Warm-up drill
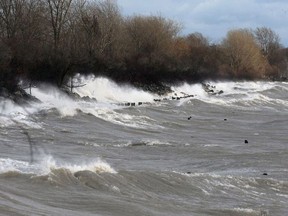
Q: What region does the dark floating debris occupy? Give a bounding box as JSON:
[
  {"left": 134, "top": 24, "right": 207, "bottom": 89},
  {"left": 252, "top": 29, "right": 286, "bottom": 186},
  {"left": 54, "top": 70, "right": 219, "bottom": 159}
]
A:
[
  {"left": 117, "top": 91, "right": 195, "bottom": 107},
  {"left": 263, "top": 173, "right": 268, "bottom": 176},
  {"left": 154, "top": 99, "right": 161, "bottom": 102},
  {"left": 131, "top": 143, "right": 147, "bottom": 147},
  {"left": 188, "top": 116, "right": 192, "bottom": 120},
  {"left": 244, "top": 140, "right": 249, "bottom": 144},
  {"left": 218, "top": 90, "right": 224, "bottom": 95},
  {"left": 224, "top": 119, "right": 227, "bottom": 121},
  {"left": 186, "top": 172, "right": 191, "bottom": 174}
]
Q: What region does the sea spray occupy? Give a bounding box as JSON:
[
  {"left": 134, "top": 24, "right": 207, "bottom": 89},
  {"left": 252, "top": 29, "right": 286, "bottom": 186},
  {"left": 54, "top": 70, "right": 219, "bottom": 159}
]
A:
[
  {"left": 171, "top": 81, "right": 288, "bottom": 109},
  {"left": 73, "top": 75, "right": 157, "bottom": 103},
  {"left": 0, "top": 156, "right": 116, "bottom": 176},
  {"left": 2, "top": 78, "right": 288, "bottom": 128},
  {"left": 1, "top": 82, "right": 158, "bottom": 128},
  {"left": 1, "top": 80, "right": 288, "bottom": 215},
  {"left": 0, "top": 98, "right": 41, "bottom": 128}
]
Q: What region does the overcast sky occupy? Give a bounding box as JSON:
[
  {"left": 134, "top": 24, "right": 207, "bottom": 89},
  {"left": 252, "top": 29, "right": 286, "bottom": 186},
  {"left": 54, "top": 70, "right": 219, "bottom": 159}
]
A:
[{"left": 117, "top": 0, "right": 288, "bottom": 46}]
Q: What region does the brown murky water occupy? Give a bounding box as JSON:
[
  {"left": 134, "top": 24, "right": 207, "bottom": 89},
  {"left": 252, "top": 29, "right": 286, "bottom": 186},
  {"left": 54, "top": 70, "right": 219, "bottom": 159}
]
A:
[{"left": 1, "top": 79, "right": 288, "bottom": 216}]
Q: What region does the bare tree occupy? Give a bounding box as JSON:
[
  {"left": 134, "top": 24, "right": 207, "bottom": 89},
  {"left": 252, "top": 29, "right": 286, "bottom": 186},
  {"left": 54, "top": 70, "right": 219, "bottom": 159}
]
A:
[
  {"left": 0, "top": 0, "right": 26, "bottom": 39},
  {"left": 96, "top": 0, "right": 121, "bottom": 55},
  {"left": 186, "top": 32, "right": 209, "bottom": 47},
  {"left": 184, "top": 33, "right": 210, "bottom": 74},
  {"left": 68, "top": 0, "right": 123, "bottom": 66},
  {"left": 73, "top": 0, "right": 100, "bottom": 59},
  {"left": 124, "top": 15, "right": 180, "bottom": 67},
  {"left": 222, "top": 29, "right": 268, "bottom": 78},
  {"left": 255, "top": 27, "right": 281, "bottom": 62},
  {"left": 46, "top": 0, "right": 72, "bottom": 51}
]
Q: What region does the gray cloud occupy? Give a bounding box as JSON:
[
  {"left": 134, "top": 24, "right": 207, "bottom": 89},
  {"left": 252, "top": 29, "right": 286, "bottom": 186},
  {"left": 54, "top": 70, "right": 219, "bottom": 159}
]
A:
[{"left": 118, "top": 0, "right": 288, "bottom": 45}]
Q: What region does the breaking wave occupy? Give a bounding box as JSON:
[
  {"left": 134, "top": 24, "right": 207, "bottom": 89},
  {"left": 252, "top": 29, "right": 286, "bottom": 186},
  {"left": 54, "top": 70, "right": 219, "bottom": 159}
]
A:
[
  {"left": 73, "top": 75, "right": 157, "bottom": 103},
  {"left": 0, "top": 156, "right": 116, "bottom": 176},
  {"left": 2, "top": 76, "right": 288, "bottom": 129},
  {"left": 172, "top": 81, "right": 288, "bottom": 110}
]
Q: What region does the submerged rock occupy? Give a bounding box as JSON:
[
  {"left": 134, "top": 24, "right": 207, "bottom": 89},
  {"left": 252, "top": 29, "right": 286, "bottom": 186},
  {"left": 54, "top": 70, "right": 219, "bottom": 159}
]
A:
[
  {"left": 202, "top": 83, "right": 224, "bottom": 96},
  {"left": 0, "top": 87, "right": 40, "bottom": 105},
  {"left": 218, "top": 90, "right": 224, "bottom": 95},
  {"left": 154, "top": 99, "right": 161, "bottom": 102},
  {"left": 62, "top": 89, "right": 97, "bottom": 102}
]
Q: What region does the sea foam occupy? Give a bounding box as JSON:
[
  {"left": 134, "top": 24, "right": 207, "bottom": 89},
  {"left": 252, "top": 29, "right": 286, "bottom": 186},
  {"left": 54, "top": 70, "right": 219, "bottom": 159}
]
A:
[
  {"left": 73, "top": 75, "right": 157, "bottom": 103},
  {"left": 0, "top": 156, "right": 116, "bottom": 176}
]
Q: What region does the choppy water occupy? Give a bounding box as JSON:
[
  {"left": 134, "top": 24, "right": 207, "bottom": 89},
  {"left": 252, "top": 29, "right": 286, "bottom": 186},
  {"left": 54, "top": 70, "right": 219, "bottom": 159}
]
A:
[{"left": 0, "top": 77, "right": 288, "bottom": 216}]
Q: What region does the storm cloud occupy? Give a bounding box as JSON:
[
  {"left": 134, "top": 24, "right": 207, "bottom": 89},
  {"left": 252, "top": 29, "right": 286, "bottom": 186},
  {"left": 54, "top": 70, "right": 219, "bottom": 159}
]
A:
[{"left": 118, "top": 0, "right": 288, "bottom": 45}]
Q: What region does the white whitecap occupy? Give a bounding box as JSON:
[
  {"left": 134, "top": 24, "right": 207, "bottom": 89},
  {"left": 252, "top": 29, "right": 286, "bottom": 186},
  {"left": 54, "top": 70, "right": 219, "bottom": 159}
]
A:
[
  {"left": 73, "top": 75, "right": 157, "bottom": 103},
  {"left": 0, "top": 156, "right": 116, "bottom": 176}
]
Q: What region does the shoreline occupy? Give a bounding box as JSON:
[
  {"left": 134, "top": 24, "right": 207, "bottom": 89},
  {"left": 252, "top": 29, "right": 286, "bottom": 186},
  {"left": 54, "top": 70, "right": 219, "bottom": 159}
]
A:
[{"left": 1, "top": 75, "right": 287, "bottom": 106}]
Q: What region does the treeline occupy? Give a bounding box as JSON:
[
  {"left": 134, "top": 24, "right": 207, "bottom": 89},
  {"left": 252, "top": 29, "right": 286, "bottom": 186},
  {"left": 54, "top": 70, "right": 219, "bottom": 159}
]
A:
[{"left": 0, "top": 0, "right": 287, "bottom": 92}]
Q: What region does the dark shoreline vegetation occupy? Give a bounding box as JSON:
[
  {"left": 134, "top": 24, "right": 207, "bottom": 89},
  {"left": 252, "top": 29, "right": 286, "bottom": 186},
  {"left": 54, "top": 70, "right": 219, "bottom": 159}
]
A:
[{"left": 0, "top": 0, "right": 288, "bottom": 102}]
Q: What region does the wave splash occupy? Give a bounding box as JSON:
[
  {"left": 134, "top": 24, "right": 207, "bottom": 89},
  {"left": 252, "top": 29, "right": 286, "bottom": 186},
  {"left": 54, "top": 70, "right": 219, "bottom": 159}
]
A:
[
  {"left": 172, "top": 81, "right": 288, "bottom": 109},
  {"left": 2, "top": 77, "right": 288, "bottom": 128},
  {"left": 0, "top": 156, "right": 116, "bottom": 176},
  {"left": 73, "top": 75, "right": 157, "bottom": 103}
]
